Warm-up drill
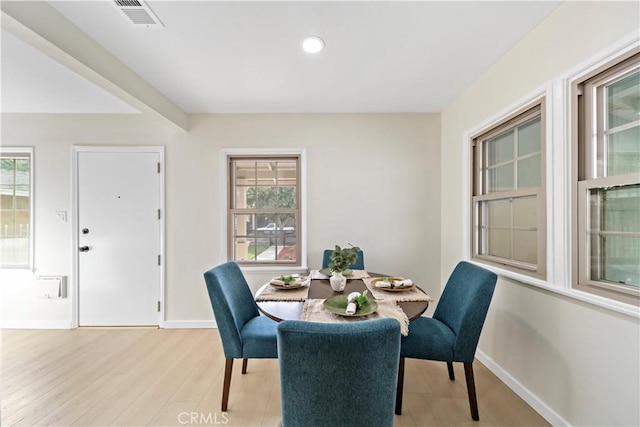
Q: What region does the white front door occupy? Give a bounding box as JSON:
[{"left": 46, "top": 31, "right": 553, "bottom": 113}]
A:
[{"left": 76, "top": 148, "right": 162, "bottom": 326}]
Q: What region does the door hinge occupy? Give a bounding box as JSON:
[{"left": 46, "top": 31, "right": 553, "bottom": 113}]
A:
[
  {"left": 158, "top": 255, "right": 161, "bottom": 265},
  {"left": 157, "top": 162, "right": 161, "bottom": 173},
  {"left": 157, "top": 209, "right": 161, "bottom": 220},
  {"left": 157, "top": 301, "right": 161, "bottom": 312}
]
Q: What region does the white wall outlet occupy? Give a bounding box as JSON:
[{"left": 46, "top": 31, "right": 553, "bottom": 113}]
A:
[{"left": 55, "top": 211, "right": 67, "bottom": 223}]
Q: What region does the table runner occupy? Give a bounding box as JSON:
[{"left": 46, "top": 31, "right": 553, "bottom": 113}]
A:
[
  {"left": 255, "top": 284, "right": 310, "bottom": 302},
  {"left": 362, "top": 277, "right": 433, "bottom": 303},
  {"left": 301, "top": 298, "right": 409, "bottom": 336},
  {"left": 309, "top": 269, "right": 370, "bottom": 280}
]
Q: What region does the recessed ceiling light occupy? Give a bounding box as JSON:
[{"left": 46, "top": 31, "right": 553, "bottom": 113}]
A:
[{"left": 302, "top": 36, "right": 324, "bottom": 54}]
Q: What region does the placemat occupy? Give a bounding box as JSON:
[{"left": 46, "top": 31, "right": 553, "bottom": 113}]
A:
[
  {"left": 362, "top": 277, "right": 434, "bottom": 303},
  {"left": 300, "top": 298, "right": 409, "bottom": 336},
  {"left": 255, "top": 283, "right": 310, "bottom": 302}
]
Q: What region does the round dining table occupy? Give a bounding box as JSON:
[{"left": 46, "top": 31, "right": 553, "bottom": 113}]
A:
[{"left": 255, "top": 273, "right": 430, "bottom": 322}]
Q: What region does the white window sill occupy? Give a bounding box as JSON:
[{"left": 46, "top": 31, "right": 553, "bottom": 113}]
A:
[
  {"left": 470, "top": 261, "right": 640, "bottom": 319},
  {"left": 239, "top": 265, "right": 310, "bottom": 275}
]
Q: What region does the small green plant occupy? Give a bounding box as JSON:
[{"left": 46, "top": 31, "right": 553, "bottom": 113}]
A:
[
  {"left": 279, "top": 275, "right": 295, "bottom": 283},
  {"left": 350, "top": 290, "right": 369, "bottom": 309},
  {"left": 329, "top": 244, "right": 361, "bottom": 272}
]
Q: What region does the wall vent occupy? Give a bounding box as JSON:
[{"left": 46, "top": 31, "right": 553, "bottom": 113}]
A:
[
  {"left": 35, "top": 276, "right": 67, "bottom": 299},
  {"left": 113, "top": 0, "right": 164, "bottom": 28}
]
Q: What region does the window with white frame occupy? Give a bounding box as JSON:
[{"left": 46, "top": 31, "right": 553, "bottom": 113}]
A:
[
  {"left": 227, "top": 154, "right": 301, "bottom": 266},
  {"left": 0, "top": 148, "right": 33, "bottom": 269},
  {"left": 573, "top": 51, "right": 639, "bottom": 306},
  {"left": 471, "top": 99, "right": 546, "bottom": 278}
]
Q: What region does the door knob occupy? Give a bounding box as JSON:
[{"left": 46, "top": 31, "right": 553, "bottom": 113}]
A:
[
  {"left": 82, "top": 228, "right": 89, "bottom": 234},
  {"left": 79, "top": 246, "right": 90, "bottom": 252}
]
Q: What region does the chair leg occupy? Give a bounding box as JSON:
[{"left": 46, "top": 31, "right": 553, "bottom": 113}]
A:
[
  {"left": 463, "top": 362, "right": 479, "bottom": 421},
  {"left": 447, "top": 361, "right": 455, "bottom": 380},
  {"left": 242, "top": 358, "right": 248, "bottom": 374},
  {"left": 222, "top": 358, "right": 233, "bottom": 412},
  {"left": 395, "top": 357, "right": 405, "bottom": 415}
]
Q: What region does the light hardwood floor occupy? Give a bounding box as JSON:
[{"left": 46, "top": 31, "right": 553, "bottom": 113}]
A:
[{"left": 1, "top": 328, "right": 549, "bottom": 427}]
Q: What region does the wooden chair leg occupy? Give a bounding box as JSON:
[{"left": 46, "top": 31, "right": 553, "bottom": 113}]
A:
[
  {"left": 242, "top": 358, "right": 248, "bottom": 374},
  {"left": 222, "top": 358, "right": 233, "bottom": 412},
  {"left": 463, "top": 362, "right": 479, "bottom": 421},
  {"left": 447, "top": 361, "right": 455, "bottom": 380},
  {"left": 395, "top": 357, "right": 405, "bottom": 415}
]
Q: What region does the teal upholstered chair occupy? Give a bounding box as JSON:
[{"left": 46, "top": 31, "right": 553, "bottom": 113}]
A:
[
  {"left": 396, "top": 261, "right": 497, "bottom": 420},
  {"left": 204, "top": 262, "right": 278, "bottom": 411},
  {"left": 277, "top": 319, "right": 400, "bottom": 427},
  {"left": 321, "top": 249, "right": 365, "bottom": 270}
]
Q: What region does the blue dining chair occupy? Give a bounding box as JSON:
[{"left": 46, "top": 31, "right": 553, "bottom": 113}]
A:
[
  {"left": 277, "top": 319, "right": 400, "bottom": 427},
  {"left": 321, "top": 248, "right": 365, "bottom": 270},
  {"left": 396, "top": 261, "right": 497, "bottom": 421},
  {"left": 203, "top": 261, "right": 278, "bottom": 411}
]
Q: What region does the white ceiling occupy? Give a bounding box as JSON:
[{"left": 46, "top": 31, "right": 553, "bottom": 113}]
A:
[{"left": 1, "top": 1, "right": 562, "bottom": 115}]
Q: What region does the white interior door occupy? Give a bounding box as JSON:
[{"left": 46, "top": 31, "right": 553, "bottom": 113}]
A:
[{"left": 77, "top": 149, "right": 161, "bottom": 326}]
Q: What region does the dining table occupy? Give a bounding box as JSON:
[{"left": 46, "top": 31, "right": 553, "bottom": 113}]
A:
[{"left": 255, "top": 270, "right": 433, "bottom": 336}]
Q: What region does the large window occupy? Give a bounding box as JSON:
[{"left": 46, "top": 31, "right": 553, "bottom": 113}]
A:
[
  {"left": 471, "top": 100, "right": 546, "bottom": 278},
  {"left": 574, "top": 52, "right": 639, "bottom": 305},
  {"left": 228, "top": 155, "right": 301, "bottom": 266},
  {"left": 0, "top": 148, "right": 33, "bottom": 269}
]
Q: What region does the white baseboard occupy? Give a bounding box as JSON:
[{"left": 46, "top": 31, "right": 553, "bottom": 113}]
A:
[
  {"left": 0, "top": 319, "right": 218, "bottom": 329},
  {"left": 475, "top": 350, "right": 569, "bottom": 427},
  {"left": 162, "top": 320, "right": 217, "bottom": 329},
  {"left": 0, "top": 320, "right": 73, "bottom": 329}
]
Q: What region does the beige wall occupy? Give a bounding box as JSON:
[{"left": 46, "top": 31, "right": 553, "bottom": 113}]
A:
[
  {"left": 0, "top": 113, "right": 441, "bottom": 325},
  {"left": 440, "top": 2, "right": 639, "bottom": 426}
]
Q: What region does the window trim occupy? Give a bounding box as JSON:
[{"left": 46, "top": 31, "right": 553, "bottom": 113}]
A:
[
  {"left": 228, "top": 155, "right": 301, "bottom": 267},
  {"left": 572, "top": 48, "right": 640, "bottom": 306},
  {"left": 470, "top": 97, "right": 547, "bottom": 279},
  {"left": 0, "top": 146, "right": 35, "bottom": 270},
  {"left": 460, "top": 33, "right": 640, "bottom": 319},
  {"left": 220, "top": 148, "right": 307, "bottom": 273}
]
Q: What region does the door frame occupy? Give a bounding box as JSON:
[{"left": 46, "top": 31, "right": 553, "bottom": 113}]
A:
[{"left": 71, "top": 146, "right": 165, "bottom": 328}]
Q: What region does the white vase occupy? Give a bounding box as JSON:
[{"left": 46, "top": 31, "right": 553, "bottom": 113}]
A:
[{"left": 330, "top": 271, "right": 347, "bottom": 292}]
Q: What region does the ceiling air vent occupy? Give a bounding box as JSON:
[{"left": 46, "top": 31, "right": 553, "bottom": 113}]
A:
[{"left": 113, "top": 0, "right": 164, "bottom": 28}]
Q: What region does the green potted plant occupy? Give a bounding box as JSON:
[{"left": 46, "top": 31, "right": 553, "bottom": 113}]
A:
[
  {"left": 329, "top": 244, "right": 360, "bottom": 272},
  {"left": 328, "top": 244, "right": 360, "bottom": 292}
]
